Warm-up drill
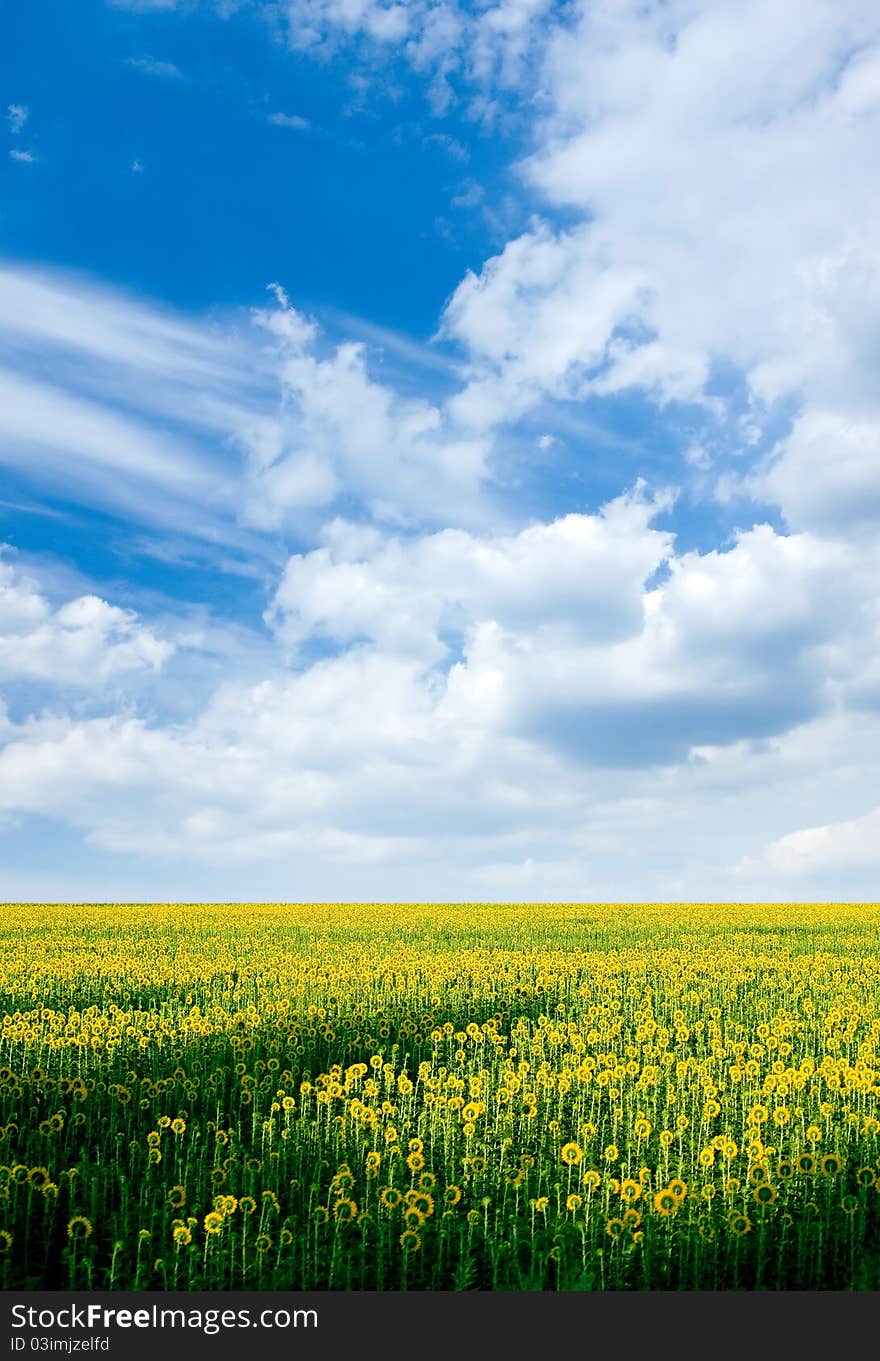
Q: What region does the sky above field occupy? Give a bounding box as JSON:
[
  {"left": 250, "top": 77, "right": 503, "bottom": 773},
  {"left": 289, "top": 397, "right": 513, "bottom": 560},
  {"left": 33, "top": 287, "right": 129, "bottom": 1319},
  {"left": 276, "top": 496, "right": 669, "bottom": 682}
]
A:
[{"left": 1, "top": 0, "right": 879, "bottom": 902}]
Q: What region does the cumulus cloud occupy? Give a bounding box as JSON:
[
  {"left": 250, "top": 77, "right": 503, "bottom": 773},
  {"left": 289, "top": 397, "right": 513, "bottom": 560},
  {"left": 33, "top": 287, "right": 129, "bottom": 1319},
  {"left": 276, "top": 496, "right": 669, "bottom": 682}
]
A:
[
  {"left": 2, "top": 480, "right": 875, "bottom": 882},
  {"left": 267, "top": 483, "right": 674, "bottom": 662},
  {"left": 738, "top": 804, "right": 880, "bottom": 879},
  {"left": 238, "top": 286, "right": 492, "bottom": 530},
  {"left": 747, "top": 410, "right": 880, "bottom": 535},
  {"left": 5, "top": 1, "right": 880, "bottom": 897},
  {"left": 0, "top": 554, "right": 173, "bottom": 685},
  {"left": 440, "top": 2, "right": 880, "bottom": 475}
]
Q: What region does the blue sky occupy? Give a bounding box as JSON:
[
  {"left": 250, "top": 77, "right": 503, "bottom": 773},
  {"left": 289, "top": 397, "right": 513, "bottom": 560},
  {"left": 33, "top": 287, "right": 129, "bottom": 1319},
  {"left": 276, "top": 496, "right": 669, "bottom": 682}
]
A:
[{"left": 2, "top": 0, "right": 880, "bottom": 902}]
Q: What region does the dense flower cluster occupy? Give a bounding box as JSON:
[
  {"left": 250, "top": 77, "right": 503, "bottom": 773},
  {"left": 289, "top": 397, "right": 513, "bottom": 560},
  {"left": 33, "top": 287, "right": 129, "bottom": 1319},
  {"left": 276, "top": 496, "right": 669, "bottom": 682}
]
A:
[{"left": 0, "top": 902, "right": 878, "bottom": 1289}]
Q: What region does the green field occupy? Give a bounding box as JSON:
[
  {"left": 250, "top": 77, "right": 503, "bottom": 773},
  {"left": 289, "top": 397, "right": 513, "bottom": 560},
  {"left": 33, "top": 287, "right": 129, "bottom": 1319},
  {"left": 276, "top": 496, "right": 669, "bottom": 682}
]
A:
[{"left": 1, "top": 902, "right": 879, "bottom": 1289}]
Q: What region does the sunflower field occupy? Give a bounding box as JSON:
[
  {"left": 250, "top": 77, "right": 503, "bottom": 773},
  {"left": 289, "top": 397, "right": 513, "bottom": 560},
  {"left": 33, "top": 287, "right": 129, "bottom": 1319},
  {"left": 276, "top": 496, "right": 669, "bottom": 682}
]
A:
[{"left": 1, "top": 901, "right": 879, "bottom": 1291}]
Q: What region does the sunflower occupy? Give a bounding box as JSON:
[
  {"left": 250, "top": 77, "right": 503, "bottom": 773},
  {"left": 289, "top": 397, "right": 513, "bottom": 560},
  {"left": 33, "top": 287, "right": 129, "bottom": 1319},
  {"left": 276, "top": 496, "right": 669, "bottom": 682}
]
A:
[
  {"left": 443, "top": 1184, "right": 462, "bottom": 1206},
  {"left": 819, "top": 1153, "right": 842, "bottom": 1177},
  {"left": 399, "top": 1229, "right": 421, "bottom": 1253},
  {"left": 605, "top": 1217, "right": 625, "bottom": 1238},
  {"left": 331, "top": 1167, "right": 354, "bottom": 1193},
  {"left": 753, "top": 1183, "right": 777, "bottom": 1205},
  {"left": 653, "top": 1189, "right": 678, "bottom": 1217},
  {"left": 172, "top": 1225, "right": 192, "bottom": 1247},
  {"left": 583, "top": 1169, "right": 602, "bottom": 1191},
  {"left": 633, "top": 1117, "right": 652, "bottom": 1139},
  {"left": 796, "top": 1152, "right": 817, "bottom": 1175},
  {"left": 380, "top": 1186, "right": 402, "bottom": 1210},
  {"left": 560, "top": 1142, "right": 583, "bottom": 1166},
  {"left": 566, "top": 1193, "right": 583, "bottom": 1212},
  {"left": 239, "top": 1196, "right": 257, "bottom": 1215},
  {"left": 620, "top": 1179, "right": 641, "bottom": 1203},
  {"left": 167, "top": 1185, "right": 186, "bottom": 1210},
  {"left": 365, "top": 1151, "right": 382, "bottom": 1176},
  {"left": 333, "top": 1198, "right": 358, "bottom": 1222},
  {"left": 255, "top": 1234, "right": 272, "bottom": 1253},
  {"left": 0, "top": 1230, "right": 12, "bottom": 1253},
  {"left": 204, "top": 1212, "right": 223, "bottom": 1235},
  {"left": 728, "top": 1212, "right": 751, "bottom": 1237},
  {"left": 170, "top": 1118, "right": 186, "bottom": 1135},
  {"left": 855, "top": 1166, "right": 876, "bottom": 1188},
  {"left": 406, "top": 1152, "right": 425, "bottom": 1173},
  {"left": 67, "top": 1216, "right": 93, "bottom": 1240}
]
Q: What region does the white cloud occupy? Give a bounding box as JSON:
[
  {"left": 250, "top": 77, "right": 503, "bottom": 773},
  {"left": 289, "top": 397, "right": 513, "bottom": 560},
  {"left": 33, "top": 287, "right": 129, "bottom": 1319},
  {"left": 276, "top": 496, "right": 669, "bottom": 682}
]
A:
[
  {"left": 238, "top": 288, "right": 493, "bottom": 530},
  {"left": 6, "top": 2, "right": 880, "bottom": 899},
  {"left": 9, "top": 149, "right": 36, "bottom": 164},
  {"left": 268, "top": 112, "right": 311, "bottom": 130},
  {"left": 438, "top": 2, "right": 880, "bottom": 475},
  {"left": 2, "top": 482, "right": 875, "bottom": 887},
  {"left": 0, "top": 265, "right": 492, "bottom": 541},
  {"left": 279, "top": 0, "right": 555, "bottom": 113},
  {"left": 7, "top": 104, "right": 28, "bottom": 134},
  {"left": 0, "top": 553, "right": 172, "bottom": 686},
  {"left": 126, "top": 56, "right": 183, "bottom": 78},
  {"left": 747, "top": 409, "right": 880, "bottom": 534},
  {"left": 739, "top": 804, "right": 880, "bottom": 879},
  {"left": 268, "top": 483, "right": 674, "bottom": 663}
]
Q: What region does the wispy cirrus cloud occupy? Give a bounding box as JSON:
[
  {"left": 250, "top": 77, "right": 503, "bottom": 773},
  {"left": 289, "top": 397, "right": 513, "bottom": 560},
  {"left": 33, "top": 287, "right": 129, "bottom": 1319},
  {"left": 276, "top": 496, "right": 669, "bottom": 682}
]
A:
[{"left": 0, "top": 265, "right": 498, "bottom": 549}]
